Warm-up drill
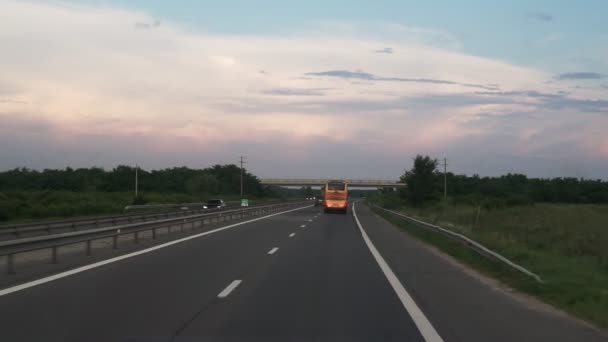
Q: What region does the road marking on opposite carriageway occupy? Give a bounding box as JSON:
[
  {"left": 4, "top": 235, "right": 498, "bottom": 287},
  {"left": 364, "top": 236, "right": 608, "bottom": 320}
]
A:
[
  {"left": 217, "top": 280, "right": 242, "bottom": 298},
  {"left": 352, "top": 203, "right": 444, "bottom": 342},
  {"left": 0, "top": 205, "right": 312, "bottom": 298}
]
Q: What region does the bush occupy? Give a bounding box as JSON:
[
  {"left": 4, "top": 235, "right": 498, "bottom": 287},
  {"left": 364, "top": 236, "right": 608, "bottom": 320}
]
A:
[
  {"left": 505, "top": 194, "right": 534, "bottom": 207},
  {"left": 132, "top": 195, "right": 148, "bottom": 205}
]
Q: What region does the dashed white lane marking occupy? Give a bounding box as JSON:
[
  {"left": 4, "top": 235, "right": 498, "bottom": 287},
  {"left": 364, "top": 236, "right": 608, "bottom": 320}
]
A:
[
  {"left": 268, "top": 247, "right": 279, "bottom": 255},
  {"left": 217, "top": 280, "right": 242, "bottom": 298},
  {"left": 308, "top": 219, "right": 313, "bottom": 222},
  {"left": 352, "top": 203, "right": 444, "bottom": 342},
  {"left": 0, "top": 205, "right": 312, "bottom": 298},
  {"left": 289, "top": 233, "right": 296, "bottom": 237},
  {"left": 300, "top": 224, "right": 306, "bottom": 228}
]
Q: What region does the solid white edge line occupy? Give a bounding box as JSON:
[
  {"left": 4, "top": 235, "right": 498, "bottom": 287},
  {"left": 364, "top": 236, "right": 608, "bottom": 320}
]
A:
[
  {"left": 289, "top": 233, "right": 296, "bottom": 237},
  {"left": 352, "top": 203, "right": 444, "bottom": 342},
  {"left": 217, "top": 279, "right": 242, "bottom": 298},
  {"left": 0, "top": 205, "right": 312, "bottom": 298},
  {"left": 268, "top": 247, "right": 279, "bottom": 255}
]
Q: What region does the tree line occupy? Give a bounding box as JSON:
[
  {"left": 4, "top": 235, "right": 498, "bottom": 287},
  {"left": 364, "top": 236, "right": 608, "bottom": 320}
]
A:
[
  {"left": 0, "top": 165, "right": 271, "bottom": 198},
  {"left": 399, "top": 155, "right": 608, "bottom": 207}
]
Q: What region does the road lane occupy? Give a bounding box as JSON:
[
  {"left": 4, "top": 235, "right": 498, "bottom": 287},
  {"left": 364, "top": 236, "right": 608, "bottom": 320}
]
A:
[
  {"left": 0, "top": 207, "right": 314, "bottom": 341},
  {"left": 175, "top": 206, "right": 425, "bottom": 341}
]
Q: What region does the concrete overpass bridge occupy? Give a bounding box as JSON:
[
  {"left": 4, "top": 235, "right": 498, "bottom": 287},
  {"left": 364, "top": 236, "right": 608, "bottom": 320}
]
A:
[{"left": 259, "top": 179, "right": 405, "bottom": 188}]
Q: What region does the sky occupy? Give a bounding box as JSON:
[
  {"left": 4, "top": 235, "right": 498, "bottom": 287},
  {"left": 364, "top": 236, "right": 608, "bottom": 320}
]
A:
[{"left": 1, "top": 0, "right": 607, "bottom": 179}]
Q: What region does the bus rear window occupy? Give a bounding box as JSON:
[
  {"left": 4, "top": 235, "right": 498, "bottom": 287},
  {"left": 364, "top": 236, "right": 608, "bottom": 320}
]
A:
[{"left": 327, "top": 182, "right": 346, "bottom": 191}]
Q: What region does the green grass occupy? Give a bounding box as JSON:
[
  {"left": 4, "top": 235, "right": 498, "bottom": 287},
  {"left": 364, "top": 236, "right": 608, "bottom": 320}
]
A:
[
  {"left": 371, "top": 201, "right": 608, "bottom": 329},
  {"left": 0, "top": 191, "right": 279, "bottom": 223}
]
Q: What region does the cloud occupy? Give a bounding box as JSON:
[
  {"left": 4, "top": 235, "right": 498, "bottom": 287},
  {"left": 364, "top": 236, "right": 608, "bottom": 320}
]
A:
[
  {"left": 556, "top": 72, "right": 606, "bottom": 80},
  {"left": 529, "top": 12, "right": 553, "bottom": 21},
  {"left": 474, "top": 90, "right": 608, "bottom": 113},
  {"left": 306, "top": 70, "right": 376, "bottom": 80},
  {"left": 134, "top": 19, "right": 161, "bottom": 29},
  {"left": 0, "top": 99, "right": 28, "bottom": 104},
  {"left": 1, "top": 1, "right": 606, "bottom": 178},
  {"left": 374, "top": 47, "right": 394, "bottom": 54},
  {"left": 261, "top": 88, "right": 329, "bottom": 96},
  {"left": 474, "top": 90, "right": 565, "bottom": 98},
  {"left": 304, "top": 70, "right": 500, "bottom": 90}
]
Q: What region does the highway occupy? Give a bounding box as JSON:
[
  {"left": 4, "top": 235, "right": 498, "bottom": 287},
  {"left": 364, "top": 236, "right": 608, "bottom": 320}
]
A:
[{"left": 0, "top": 203, "right": 605, "bottom": 341}]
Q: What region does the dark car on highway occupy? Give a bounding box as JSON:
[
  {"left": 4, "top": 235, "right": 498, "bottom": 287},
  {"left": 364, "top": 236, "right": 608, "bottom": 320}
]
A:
[
  {"left": 205, "top": 199, "right": 226, "bottom": 209},
  {"left": 315, "top": 197, "right": 324, "bottom": 207}
]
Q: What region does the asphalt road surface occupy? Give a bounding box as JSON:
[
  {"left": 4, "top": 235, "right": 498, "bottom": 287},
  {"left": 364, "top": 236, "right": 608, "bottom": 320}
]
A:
[{"left": 0, "top": 204, "right": 605, "bottom": 342}]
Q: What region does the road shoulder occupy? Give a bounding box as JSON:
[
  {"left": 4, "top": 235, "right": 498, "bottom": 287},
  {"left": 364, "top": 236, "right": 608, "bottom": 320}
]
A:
[{"left": 354, "top": 203, "right": 607, "bottom": 342}]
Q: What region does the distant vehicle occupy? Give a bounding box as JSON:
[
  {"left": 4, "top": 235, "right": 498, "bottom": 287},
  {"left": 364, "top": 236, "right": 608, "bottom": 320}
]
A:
[
  {"left": 315, "top": 197, "right": 324, "bottom": 207},
  {"left": 322, "top": 180, "right": 348, "bottom": 214},
  {"left": 205, "top": 199, "right": 226, "bottom": 209}
]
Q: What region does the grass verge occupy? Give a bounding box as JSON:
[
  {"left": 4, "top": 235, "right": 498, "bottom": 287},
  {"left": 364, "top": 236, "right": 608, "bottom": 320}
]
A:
[{"left": 371, "top": 205, "right": 608, "bottom": 330}]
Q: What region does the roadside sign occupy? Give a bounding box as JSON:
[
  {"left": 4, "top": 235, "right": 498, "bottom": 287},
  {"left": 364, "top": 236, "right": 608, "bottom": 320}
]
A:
[{"left": 241, "top": 198, "right": 249, "bottom": 207}]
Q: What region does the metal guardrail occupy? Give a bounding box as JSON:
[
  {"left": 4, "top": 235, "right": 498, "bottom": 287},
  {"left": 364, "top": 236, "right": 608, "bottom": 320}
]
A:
[
  {"left": 124, "top": 202, "right": 209, "bottom": 211},
  {"left": 0, "top": 201, "right": 310, "bottom": 275},
  {"left": 371, "top": 204, "right": 543, "bottom": 283},
  {"left": 0, "top": 201, "right": 283, "bottom": 240},
  {"left": 123, "top": 199, "right": 290, "bottom": 211}
]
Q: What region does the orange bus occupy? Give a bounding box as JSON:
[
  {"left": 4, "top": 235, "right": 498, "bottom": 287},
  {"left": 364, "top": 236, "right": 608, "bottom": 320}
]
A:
[{"left": 322, "top": 180, "right": 348, "bottom": 214}]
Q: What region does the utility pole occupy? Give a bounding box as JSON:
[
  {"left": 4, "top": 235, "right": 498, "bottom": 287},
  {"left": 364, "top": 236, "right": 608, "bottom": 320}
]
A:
[
  {"left": 239, "top": 156, "right": 245, "bottom": 199},
  {"left": 135, "top": 164, "right": 139, "bottom": 198},
  {"left": 442, "top": 158, "right": 447, "bottom": 201}
]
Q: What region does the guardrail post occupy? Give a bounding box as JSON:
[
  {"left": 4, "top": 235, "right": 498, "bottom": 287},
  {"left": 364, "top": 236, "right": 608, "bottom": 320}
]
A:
[
  {"left": 86, "top": 240, "right": 92, "bottom": 255},
  {"left": 152, "top": 228, "right": 157, "bottom": 240},
  {"left": 112, "top": 218, "right": 117, "bottom": 226},
  {"left": 180, "top": 221, "right": 184, "bottom": 232},
  {"left": 128, "top": 216, "right": 133, "bottom": 223},
  {"left": 7, "top": 254, "right": 16, "bottom": 275},
  {"left": 51, "top": 246, "right": 58, "bottom": 264},
  {"left": 134, "top": 231, "right": 139, "bottom": 244},
  {"left": 46, "top": 224, "right": 52, "bottom": 235},
  {"left": 113, "top": 235, "right": 118, "bottom": 249},
  {"left": 72, "top": 222, "right": 77, "bottom": 231}
]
